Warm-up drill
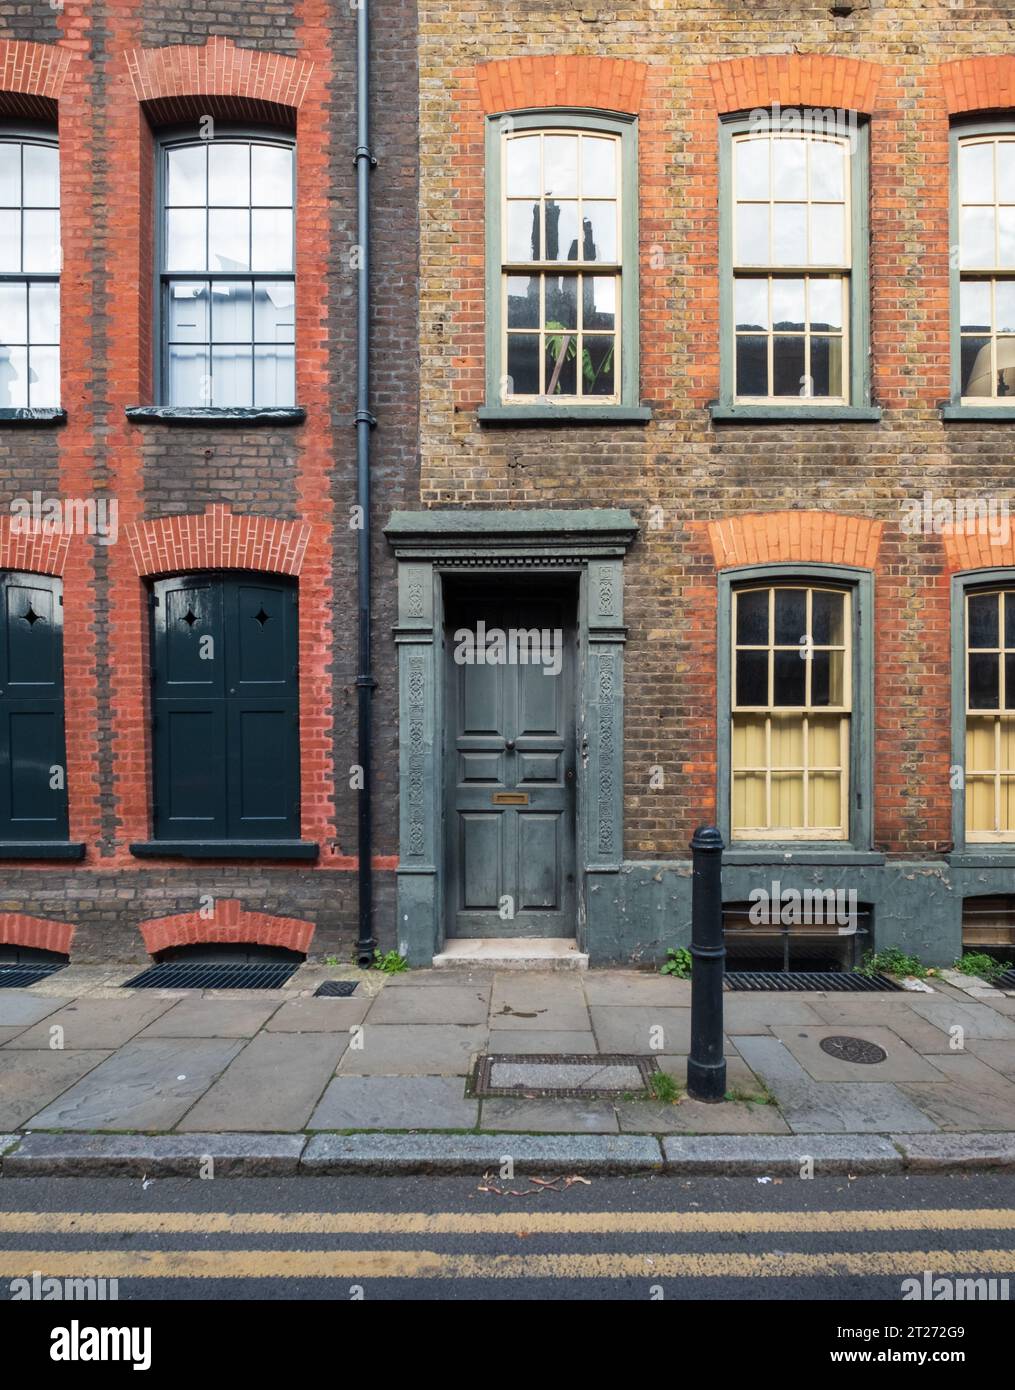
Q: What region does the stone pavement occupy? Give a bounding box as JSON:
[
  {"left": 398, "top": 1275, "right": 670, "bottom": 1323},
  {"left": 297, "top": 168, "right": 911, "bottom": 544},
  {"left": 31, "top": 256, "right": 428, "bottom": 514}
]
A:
[{"left": 3, "top": 962, "right": 1015, "bottom": 1143}]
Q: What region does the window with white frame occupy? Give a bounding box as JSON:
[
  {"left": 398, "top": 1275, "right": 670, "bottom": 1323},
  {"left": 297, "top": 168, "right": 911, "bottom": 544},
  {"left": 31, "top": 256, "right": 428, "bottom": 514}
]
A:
[
  {"left": 500, "top": 128, "right": 621, "bottom": 402},
  {"left": 965, "top": 588, "right": 1015, "bottom": 839},
  {"left": 956, "top": 133, "right": 1015, "bottom": 403},
  {"left": 0, "top": 131, "right": 60, "bottom": 409},
  {"left": 731, "top": 130, "right": 852, "bottom": 403},
  {"left": 160, "top": 134, "right": 295, "bottom": 408},
  {"left": 731, "top": 584, "right": 851, "bottom": 839}
]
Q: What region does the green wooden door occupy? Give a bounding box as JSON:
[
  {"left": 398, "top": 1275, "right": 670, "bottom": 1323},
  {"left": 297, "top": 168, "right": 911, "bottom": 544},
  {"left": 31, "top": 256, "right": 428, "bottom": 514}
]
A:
[
  {"left": 446, "top": 592, "right": 576, "bottom": 938},
  {"left": 0, "top": 572, "right": 69, "bottom": 841},
  {"left": 151, "top": 573, "right": 299, "bottom": 841}
]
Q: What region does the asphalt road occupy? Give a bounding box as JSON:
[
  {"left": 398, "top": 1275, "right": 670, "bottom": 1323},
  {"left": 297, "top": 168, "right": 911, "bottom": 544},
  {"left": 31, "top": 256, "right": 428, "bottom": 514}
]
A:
[{"left": 0, "top": 1171, "right": 1013, "bottom": 1305}]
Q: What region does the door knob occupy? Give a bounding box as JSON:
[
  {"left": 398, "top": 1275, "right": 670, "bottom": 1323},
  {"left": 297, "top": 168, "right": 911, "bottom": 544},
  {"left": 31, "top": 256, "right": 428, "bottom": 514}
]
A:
[{"left": 505, "top": 739, "right": 516, "bottom": 751}]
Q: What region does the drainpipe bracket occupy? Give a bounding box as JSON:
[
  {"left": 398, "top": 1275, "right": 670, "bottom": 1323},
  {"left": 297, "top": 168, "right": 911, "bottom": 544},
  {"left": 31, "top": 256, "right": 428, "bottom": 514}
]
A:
[
  {"left": 354, "top": 145, "right": 378, "bottom": 168},
  {"left": 355, "top": 409, "right": 378, "bottom": 428},
  {"left": 355, "top": 674, "right": 378, "bottom": 690}
]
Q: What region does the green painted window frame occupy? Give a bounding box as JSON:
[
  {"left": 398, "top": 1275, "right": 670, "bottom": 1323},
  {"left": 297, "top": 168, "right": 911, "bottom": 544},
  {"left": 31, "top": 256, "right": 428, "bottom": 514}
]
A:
[
  {"left": 480, "top": 109, "right": 645, "bottom": 423},
  {"left": 950, "top": 568, "right": 1015, "bottom": 855},
  {"left": 717, "top": 563, "right": 874, "bottom": 855},
  {"left": 714, "top": 113, "right": 876, "bottom": 423},
  {"left": 943, "top": 119, "right": 1015, "bottom": 421}
]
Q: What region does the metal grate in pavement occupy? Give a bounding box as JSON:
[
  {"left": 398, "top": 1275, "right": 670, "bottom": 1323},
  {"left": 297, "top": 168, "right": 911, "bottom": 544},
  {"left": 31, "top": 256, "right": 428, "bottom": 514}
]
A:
[
  {"left": 471, "top": 1053, "right": 659, "bottom": 1099},
  {"left": 123, "top": 961, "right": 299, "bottom": 991},
  {"left": 314, "top": 980, "right": 359, "bottom": 997},
  {"left": 724, "top": 970, "right": 902, "bottom": 993},
  {"left": 0, "top": 961, "right": 68, "bottom": 989}
]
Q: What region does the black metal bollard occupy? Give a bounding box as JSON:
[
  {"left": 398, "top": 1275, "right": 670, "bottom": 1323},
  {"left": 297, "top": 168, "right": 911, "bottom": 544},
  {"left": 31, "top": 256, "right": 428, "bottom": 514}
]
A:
[{"left": 686, "top": 825, "right": 726, "bottom": 1103}]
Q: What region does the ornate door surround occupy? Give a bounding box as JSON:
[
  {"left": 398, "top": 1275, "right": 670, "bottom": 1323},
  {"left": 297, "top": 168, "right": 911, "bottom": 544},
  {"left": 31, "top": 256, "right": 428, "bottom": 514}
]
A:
[{"left": 384, "top": 509, "right": 638, "bottom": 964}]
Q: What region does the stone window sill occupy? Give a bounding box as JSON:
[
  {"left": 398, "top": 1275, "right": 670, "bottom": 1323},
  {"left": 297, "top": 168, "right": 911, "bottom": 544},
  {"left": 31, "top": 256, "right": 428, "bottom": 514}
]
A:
[
  {"left": 477, "top": 404, "right": 652, "bottom": 425},
  {"left": 722, "top": 847, "right": 886, "bottom": 867},
  {"left": 130, "top": 839, "right": 319, "bottom": 861},
  {"left": 940, "top": 405, "right": 1015, "bottom": 421},
  {"left": 0, "top": 408, "right": 66, "bottom": 427},
  {"left": 709, "top": 404, "right": 882, "bottom": 424},
  {"left": 0, "top": 841, "right": 85, "bottom": 860},
  {"left": 125, "top": 406, "right": 306, "bottom": 427}
]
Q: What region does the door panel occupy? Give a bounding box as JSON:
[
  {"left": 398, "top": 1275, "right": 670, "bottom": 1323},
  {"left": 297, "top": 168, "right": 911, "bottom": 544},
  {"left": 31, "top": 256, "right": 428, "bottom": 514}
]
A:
[
  {"left": 0, "top": 573, "right": 69, "bottom": 841},
  {"left": 152, "top": 573, "right": 299, "bottom": 841},
  {"left": 446, "top": 591, "right": 576, "bottom": 939}
]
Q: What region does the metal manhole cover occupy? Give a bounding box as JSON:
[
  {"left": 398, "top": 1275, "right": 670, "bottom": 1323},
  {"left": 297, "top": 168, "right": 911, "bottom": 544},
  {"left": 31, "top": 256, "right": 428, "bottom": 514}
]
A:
[
  {"left": 314, "top": 980, "right": 358, "bottom": 997},
  {"left": 471, "top": 1053, "right": 659, "bottom": 1099},
  {"left": 818, "top": 1034, "right": 888, "bottom": 1065}
]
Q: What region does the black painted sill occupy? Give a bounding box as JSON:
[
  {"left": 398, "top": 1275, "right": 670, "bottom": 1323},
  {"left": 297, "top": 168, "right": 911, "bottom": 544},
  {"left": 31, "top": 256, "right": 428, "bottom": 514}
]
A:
[
  {"left": 0, "top": 841, "right": 85, "bottom": 860},
  {"left": 940, "top": 404, "right": 1015, "bottom": 421},
  {"left": 0, "top": 407, "right": 66, "bottom": 427},
  {"left": 125, "top": 406, "right": 306, "bottom": 427},
  {"left": 477, "top": 404, "right": 652, "bottom": 425},
  {"left": 130, "top": 839, "right": 319, "bottom": 861},
  {"left": 723, "top": 847, "right": 886, "bottom": 867},
  {"left": 709, "top": 403, "right": 882, "bottom": 424}
]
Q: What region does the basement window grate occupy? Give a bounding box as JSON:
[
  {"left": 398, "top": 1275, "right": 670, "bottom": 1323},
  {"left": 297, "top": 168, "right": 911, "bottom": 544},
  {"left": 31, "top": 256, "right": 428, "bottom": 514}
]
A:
[
  {"left": 314, "top": 980, "right": 359, "bottom": 997},
  {"left": 724, "top": 970, "right": 902, "bottom": 993},
  {"left": 123, "top": 960, "right": 299, "bottom": 991},
  {"left": 996, "top": 968, "right": 1015, "bottom": 990},
  {"left": 0, "top": 961, "right": 68, "bottom": 989}
]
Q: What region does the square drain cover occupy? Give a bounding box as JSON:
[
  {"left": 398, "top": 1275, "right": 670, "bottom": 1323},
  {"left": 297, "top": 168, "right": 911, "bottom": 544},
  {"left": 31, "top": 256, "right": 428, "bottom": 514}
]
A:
[
  {"left": 472, "top": 1053, "right": 658, "bottom": 1099},
  {"left": 314, "top": 980, "right": 359, "bottom": 997}
]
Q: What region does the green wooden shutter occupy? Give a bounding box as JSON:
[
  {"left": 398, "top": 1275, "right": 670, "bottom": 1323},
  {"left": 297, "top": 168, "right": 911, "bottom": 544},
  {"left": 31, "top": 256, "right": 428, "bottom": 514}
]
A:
[
  {"left": 0, "top": 572, "right": 69, "bottom": 841},
  {"left": 152, "top": 573, "right": 299, "bottom": 842}
]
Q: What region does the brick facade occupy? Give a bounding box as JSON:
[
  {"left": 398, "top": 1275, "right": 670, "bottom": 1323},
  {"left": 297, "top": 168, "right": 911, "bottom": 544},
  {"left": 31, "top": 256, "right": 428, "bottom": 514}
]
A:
[{"left": 0, "top": 0, "right": 417, "bottom": 962}]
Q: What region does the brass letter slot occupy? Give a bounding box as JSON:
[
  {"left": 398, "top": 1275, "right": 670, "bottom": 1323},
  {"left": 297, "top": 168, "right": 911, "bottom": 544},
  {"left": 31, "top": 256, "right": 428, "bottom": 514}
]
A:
[{"left": 492, "top": 792, "right": 529, "bottom": 805}]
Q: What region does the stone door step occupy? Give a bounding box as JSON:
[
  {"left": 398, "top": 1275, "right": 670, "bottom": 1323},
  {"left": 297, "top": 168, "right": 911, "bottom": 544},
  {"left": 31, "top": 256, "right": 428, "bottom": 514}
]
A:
[{"left": 433, "top": 939, "right": 588, "bottom": 971}]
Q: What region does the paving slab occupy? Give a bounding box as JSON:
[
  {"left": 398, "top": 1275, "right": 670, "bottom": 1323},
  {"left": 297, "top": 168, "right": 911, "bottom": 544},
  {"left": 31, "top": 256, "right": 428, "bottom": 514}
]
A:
[
  {"left": 656, "top": 1054, "right": 773, "bottom": 1102},
  {"left": 720, "top": 996, "right": 827, "bottom": 1032},
  {"left": 582, "top": 972, "right": 691, "bottom": 1007},
  {"left": 309, "top": 1076, "right": 477, "bottom": 1131},
  {"left": 909, "top": 995, "right": 1015, "bottom": 1040},
  {"left": 336, "top": 1023, "right": 488, "bottom": 1076},
  {"left": 965, "top": 1037, "right": 1015, "bottom": 1077},
  {"left": 178, "top": 1033, "right": 348, "bottom": 1132},
  {"left": 0, "top": 1026, "right": 28, "bottom": 1045},
  {"left": 382, "top": 968, "right": 496, "bottom": 988},
  {"left": 136, "top": 997, "right": 281, "bottom": 1039},
  {"left": 891, "top": 1132, "right": 1015, "bottom": 1172},
  {"left": 484, "top": 1030, "right": 597, "bottom": 1054},
  {"left": 4, "top": 1131, "right": 305, "bottom": 1177},
  {"left": 5, "top": 995, "right": 177, "bottom": 1050},
  {"left": 661, "top": 1134, "right": 903, "bottom": 1175},
  {"left": 735, "top": 1035, "right": 939, "bottom": 1134},
  {"left": 589, "top": 1005, "right": 690, "bottom": 1055},
  {"left": 0, "top": 1050, "right": 110, "bottom": 1130},
  {"left": 618, "top": 1098, "right": 790, "bottom": 1135},
  {"left": 900, "top": 1054, "right": 1015, "bottom": 1131},
  {"left": 263, "top": 997, "right": 370, "bottom": 1031},
  {"left": 479, "top": 1097, "right": 619, "bottom": 1133},
  {"left": 490, "top": 974, "right": 589, "bottom": 1031},
  {"left": 808, "top": 998, "right": 959, "bottom": 1053},
  {"left": 301, "top": 1131, "right": 662, "bottom": 1174},
  {"left": 25, "top": 1038, "right": 243, "bottom": 1131},
  {"left": 367, "top": 983, "right": 489, "bottom": 1025},
  {"left": 770, "top": 1024, "right": 948, "bottom": 1083},
  {"left": 0, "top": 991, "right": 70, "bottom": 1028}
]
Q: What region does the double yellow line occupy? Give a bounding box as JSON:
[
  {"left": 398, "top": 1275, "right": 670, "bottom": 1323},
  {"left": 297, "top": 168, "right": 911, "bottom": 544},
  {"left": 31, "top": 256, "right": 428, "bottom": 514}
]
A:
[{"left": 0, "top": 1209, "right": 1012, "bottom": 1280}]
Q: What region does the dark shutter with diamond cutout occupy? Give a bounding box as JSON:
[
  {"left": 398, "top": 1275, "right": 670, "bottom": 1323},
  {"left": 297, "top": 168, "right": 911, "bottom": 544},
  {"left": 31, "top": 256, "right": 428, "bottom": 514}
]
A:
[
  {"left": 0, "top": 572, "right": 69, "bottom": 841},
  {"left": 151, "top": 573, "right": 299, "bottom": 841}
]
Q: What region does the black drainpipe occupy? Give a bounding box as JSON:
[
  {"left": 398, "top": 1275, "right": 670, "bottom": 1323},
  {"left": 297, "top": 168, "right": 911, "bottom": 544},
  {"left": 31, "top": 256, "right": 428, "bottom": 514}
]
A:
[{"left": 354, "top": 0, "right": 377, "bottom": 968}]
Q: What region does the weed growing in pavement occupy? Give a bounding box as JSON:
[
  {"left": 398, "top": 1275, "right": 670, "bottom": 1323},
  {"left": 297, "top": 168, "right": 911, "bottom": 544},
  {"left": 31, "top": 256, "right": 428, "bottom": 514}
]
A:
[
  {"left": 855, "top": 946, "right": 929, "bottom": 980},
  {"left": 648, "top": 1071, "right": 681, "bottom": 1104},
  {"left": 660, "top": 947, "right": 692, "bottom": 979},
  {"left": 372, "top": 949, "right": 409, "bottom": 974},
  {"left": 955, "top": 952, "right": 1008, "bottom": 984}
]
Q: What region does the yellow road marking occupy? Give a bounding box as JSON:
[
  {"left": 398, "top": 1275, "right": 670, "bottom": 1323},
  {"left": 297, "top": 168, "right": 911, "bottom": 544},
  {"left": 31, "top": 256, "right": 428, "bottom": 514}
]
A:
[
  {"left": 0, "top": 1209, "right": 1014, "bottom": 1236},
  {"left": 0, "top": 1249, "right": 1013, "bottom": 1280}
]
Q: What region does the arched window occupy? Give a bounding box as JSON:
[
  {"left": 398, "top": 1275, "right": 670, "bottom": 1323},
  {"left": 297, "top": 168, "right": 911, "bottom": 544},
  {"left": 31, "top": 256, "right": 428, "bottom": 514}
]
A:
[
  {"left": 0, "top": 572, "right": 69, "bottom": 843},
  {"left": 0, "top": 129, "right": 60, "bottom": 409},
  {"left": 149, "top": 572, "right": 300, "bottom": 843},
  {"left": 158, "top": 132, "right": 295, "bottom": 407}
]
